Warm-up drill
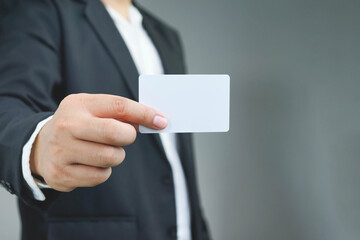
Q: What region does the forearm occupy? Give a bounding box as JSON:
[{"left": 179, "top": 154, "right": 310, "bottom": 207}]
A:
[
  {"left": 0, "top": 0, "right": 63, "bottom": 208},
  {"left": 0, "top": 103, "right": 54, "bottom": 206},
  {"left": 22, "top": 115, "right": 53, "bottom": 201}
]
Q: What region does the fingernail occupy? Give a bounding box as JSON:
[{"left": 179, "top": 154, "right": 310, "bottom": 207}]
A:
[{"left": 153, "top": 115, "right": 168, "bottom": 129}]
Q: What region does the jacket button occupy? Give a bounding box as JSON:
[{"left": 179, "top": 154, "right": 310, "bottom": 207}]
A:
[
  {"left": 161, "top": 175, "right": 173, "bottom": 185},
  {"left": 168, "top": 226, "right": 177, "bottom": 238}
]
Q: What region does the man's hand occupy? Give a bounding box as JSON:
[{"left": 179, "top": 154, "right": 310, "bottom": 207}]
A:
[{"left": 29, "top": 93, "right": 167, "bottom": 192}]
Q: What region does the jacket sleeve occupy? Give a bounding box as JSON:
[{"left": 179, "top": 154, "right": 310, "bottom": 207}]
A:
[{"left": 0, "top": 0, "right": 63, "bottom": 209}]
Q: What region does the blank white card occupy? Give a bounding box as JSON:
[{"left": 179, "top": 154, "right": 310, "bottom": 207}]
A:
[{"left": 139, "top": 74, "right": 230, "bottom": 133}]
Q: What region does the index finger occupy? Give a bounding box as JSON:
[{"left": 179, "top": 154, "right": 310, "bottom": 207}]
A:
[{"left": 82, "top": 94, "right": 168, "bottom": 130}]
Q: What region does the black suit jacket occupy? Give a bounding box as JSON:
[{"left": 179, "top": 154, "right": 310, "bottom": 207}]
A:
[{"left": 0, "top": 0, "right": 210, "bottom": 239}]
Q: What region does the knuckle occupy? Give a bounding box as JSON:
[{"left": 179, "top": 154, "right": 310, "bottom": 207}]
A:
[
  {"left": 50, "top": 146, "right": 65, "bottom": 161},
  {"left": 53, "top": 118, "right": 71, "bottom": 132},
  {"left": 47, "top": 164, "right": 61, "bottom": 181},
  {"left": 119, "top": 147, "right": 126, "bottom": 163},
  {"left": 100, "top": 120, "right": 117, "bottom": 143},
  {"left": 60, "top": 93, "right": 87, "bottom": 110},
  {"left": 127, "top": 127, "right": 137, "bottom": 145},
  {"left": 142, "top": 108, "right": 149, "bottom": 122},
  {"left": 98, "top": 147, "right": 116, "bottom": 166},
  {"left": 77, "top": 93, "right": 89, "bottom": 110},
  {"left": 61, "top": 94, "right": 78, "bottom": 105},
  {"left": 112, "top": 147, "right": 126, "bottom": 165},
  {"left": 142, "top": 107, "right": 154, "bottom": 124},
  {"left": 64, "top": 187, "right": 75, "bottom": 193},
  {"left": 91, "top": 168, "right": 111, "bottom": 185},
  {"left": 104, "top": 168, "right": 112, "bottom": 181},
  {"left": 56, "top": 185, "right": 75, "bottom": 193},
  {"left": 113, "top": 98, "right": 127, "bottom": 116},
  {"left": 65, "top": 93, "right": 86, "bottom": 102}
]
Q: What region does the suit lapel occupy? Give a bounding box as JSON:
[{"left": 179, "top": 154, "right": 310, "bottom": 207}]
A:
[
  {"left": 141, "top": 18, "right": 169, "bottom": 160},
  {"left": 81, "top": 1, "right": 199, "bottom": 231},
  {"left": 84, "top": 0, "right": 139, "bottom": 100},
  {"left": 137, "top": 6, "right": 185, "bottom": 158},
  {"left": 141, "top": 14, "right": 182, "bottom": 74},
  {"left": 83, "top": 0, "right": 179, "bottom": 161}
]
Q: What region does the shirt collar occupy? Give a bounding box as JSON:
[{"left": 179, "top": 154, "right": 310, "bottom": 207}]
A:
[
  {"left": 106, "top": 4, "right": 143, "bottom": 28},
  {"left": 129, "top": 4, "right": 143, "bottom": 26}
]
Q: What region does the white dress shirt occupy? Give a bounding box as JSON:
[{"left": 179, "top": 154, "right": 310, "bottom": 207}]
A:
[{"left": 21, "top": 4, "right": 191, "bottom": 240}]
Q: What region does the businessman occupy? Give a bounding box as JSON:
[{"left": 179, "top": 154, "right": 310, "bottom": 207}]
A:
[{"left": 0, "top": 0, "right": 211, "bottom": 239}]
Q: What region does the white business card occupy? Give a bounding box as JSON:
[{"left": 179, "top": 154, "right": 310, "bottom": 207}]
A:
[{"left": 139, "top": 74, "right": 230, "bottom": 133}]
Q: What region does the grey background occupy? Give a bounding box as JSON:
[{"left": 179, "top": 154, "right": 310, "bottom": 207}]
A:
[{"left": 1, "top": 0, "right": 360, "bottom": 239}]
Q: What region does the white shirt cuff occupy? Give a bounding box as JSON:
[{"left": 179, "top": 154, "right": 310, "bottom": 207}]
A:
[{"left": 21, "top": 115, "right": 53, "bottom": 201}]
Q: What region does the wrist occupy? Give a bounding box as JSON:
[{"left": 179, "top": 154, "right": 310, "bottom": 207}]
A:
[{"left": 29, "top": 136, "right": 41, "bottom": 177}]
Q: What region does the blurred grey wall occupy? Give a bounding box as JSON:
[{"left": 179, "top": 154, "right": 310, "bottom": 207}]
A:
[{"left": 1, "top": 0, "right": 360, "bottom": 239}]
